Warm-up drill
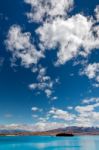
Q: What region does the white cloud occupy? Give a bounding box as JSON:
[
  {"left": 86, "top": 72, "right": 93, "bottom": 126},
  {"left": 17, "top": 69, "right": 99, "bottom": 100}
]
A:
[
  {"left": 29, "top": 84, "right": 37, "bottom": 89},
  {"left": 75, "top": 111, "right": 99, "bottom": 127},
  {"left": 25, "top": 0, "right": 74, "bottom": 22},
  {"left": 74, "top": 100, "right": 99, "bottom": 127},
  {"left": 45, "top": 89, "right": 52, "bottom": 98},
  {"left": 51, "top": 96, "right": 58, "bottom": 101},
  {"left": 29, "top": 66, "right": 58, "bottom": 98},
  {"left": 67, "top": 106, "right": 73, "bottom": 110},
  {"left": 75, "top": 116, "right": 94, "bottom": 127},
  {"left": 0, "top": 122, "right": 68, "bottom": 131},
  {"left": 80, "top": 63, "right": 99, "bottom": 82},
  {"left": 31, "top": 107, "right": 39, "bottom": 111},
  {"left": 31, "top": 107, "right": 42, "bottom": 112},
  {"left": 31, "top": 67, "right": 38, "bottom": 73},
  {"left": 95, "top": 5, "right": 99, "bottom": 22},
  {"left": 5, "top": 25, "right": 60, "bottom": 98},
  {"left": 75, "top": 102, "right": 99, "bottom": 113},
  {"left": 82, "top": 98, "right": 99, "bottom": 104},
  {"left": 31, "top": 102, "right": 99, "bottom": 128},
  {"left": 34, "top": 122, "right": 67, "bottom": 131},
  {"left": 24, "top": 0, "right": 99, "bottom": 67},
  {"left": 0, "top": 124, "right": 35, "bottom": 131},
  {"left": 2, "top": 97, "right": 99, "bottom": 131},
  {"left": 5, "top": 25, "right": 44, "bottom": 68},
  {"left": 49, "top": 107, "right": 75, "bottom": 121},
  {"left": 93, "top": 83, "right": 99, "bottom": 88},
  {"left": 5, "top": 0, "right": 99, "bottom": 100},
  {"left": 37, "top": 14, "right": 99, "bottom": 65},
  {"left": 75, "top": 105, "right": 94, "bottom": 113}
]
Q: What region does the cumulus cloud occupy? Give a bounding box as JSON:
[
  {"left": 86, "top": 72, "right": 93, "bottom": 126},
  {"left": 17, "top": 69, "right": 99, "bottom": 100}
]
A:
[
  {"left": 31, "top": 99, "right": 99, "bottom": 128},
  {"left": 76, "top": 99, "right": 99, "bottom": 112},
  {"left": 80, "top": 63, "right": 99, "bottom": 82},
  {"left": 82, "top": 97, "right": 99, "bottom": 104},
  {"left": 0, "top": 124, "right": 34, "bottom": 131},
  {"left": 36, "top": 14, "right": 99, "bottom": 65},
  {"left": 75, "top": 111, "right": 99, "bottom": 127},
  {"left": 47, "top": 100, "right": 99, "bottom": 127},
  {"left": 25, "top": 0, "right": 74, "bottom": 22},
  {"left": 49, "top": 107, "right": 75, "bottom": 121},
  {"left": 93, "top": 83, "right": 99, "bottom": 88},
  {"left": 95, "top": 5, "right": 99, "bottom": 22},
  {"left": 0, "top": 122, "right": 68, "bottom": 131},
  {"left": 75, "top": 104, "right": 96, "bottom": 113},
  {"left": 75, "top": 116, "right": 94, "bottom": 127},
  {"left": 5, "top": 0, "right": 99, "bottom": 100},
  {"left": 74, "top": 99, "right": 99, "bottom": 127},
  {"left": 31, "top": 107, "right": 42, "bottom": 112},
  {"left": 2, "top": 96, "right": 99, "bottom": 131},
  {"left": 5, "top": 25, "right": 44, "bottom": 68},
  {"left": 45, "top": 89, "right": 52, "bottom": 98},
  {"left": 29, "top": 66, "right": 58, "bottom": 98},
  {"left": 67, "top": 106, "right": 73, "bottom": 110},
  {"left": 5, "top": 25, "right": 59, "bottom": 98},
  {"left": 33, "top": 122, "right": 67, "bottom": 131},
  {"left": 51, "top": 96, "right": 58, "bottom": 101}
]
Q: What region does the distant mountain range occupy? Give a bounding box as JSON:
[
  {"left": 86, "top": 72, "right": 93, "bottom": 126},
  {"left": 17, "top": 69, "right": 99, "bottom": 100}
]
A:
[
  {"left": 0, "top": 126, "right": 99, "bottom": 136},
  {"left": 48, "top": 126, "right": 99, "bottom": 133}
]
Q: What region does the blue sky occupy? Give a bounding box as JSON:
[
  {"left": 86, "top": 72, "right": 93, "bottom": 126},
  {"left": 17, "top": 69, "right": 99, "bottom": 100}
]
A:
[{"left": 0, "top": 0, "right": 99, "bottom": 131}]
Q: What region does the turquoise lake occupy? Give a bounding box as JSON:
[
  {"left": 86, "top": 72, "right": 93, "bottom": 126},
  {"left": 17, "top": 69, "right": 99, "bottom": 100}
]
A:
[{"left": 0, "top": 136, "right": 99, "bottom": 150}]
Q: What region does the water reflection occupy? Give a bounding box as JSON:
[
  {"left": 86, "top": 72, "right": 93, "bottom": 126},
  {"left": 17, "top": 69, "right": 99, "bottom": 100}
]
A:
[
  {"left": 0, "top": 136, "right": 98, "bottom": 150},
  {"left": 32, "top": 136, "right": 98, "bottom": 150},
  {"left": 79, "top": 136, "right": 97, "bottom": 150}
]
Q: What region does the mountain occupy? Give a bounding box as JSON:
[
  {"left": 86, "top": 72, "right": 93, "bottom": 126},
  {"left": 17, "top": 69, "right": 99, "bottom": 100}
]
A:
[
  {"left": 0, "top": 126, "right": 99, "bottom": 136},
  {"left": 45, "top": 126, "right": 99, "bottom": 135}
]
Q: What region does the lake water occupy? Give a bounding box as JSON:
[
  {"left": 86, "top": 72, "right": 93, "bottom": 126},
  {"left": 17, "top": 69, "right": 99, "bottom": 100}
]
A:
[{"left": 0, "top": 136, "right": 99, "bottom": 150}]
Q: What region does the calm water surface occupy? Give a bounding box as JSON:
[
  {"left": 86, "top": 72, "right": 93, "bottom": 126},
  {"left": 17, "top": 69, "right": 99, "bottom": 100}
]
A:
[{"left": 0, "top": 136, "right": 99, "bottom": 150}]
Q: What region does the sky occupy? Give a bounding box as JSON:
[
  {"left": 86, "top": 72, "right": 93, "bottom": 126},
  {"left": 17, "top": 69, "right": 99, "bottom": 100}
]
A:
[{"left": 0, "top": 0, "right": 99, "bottom": 131}]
